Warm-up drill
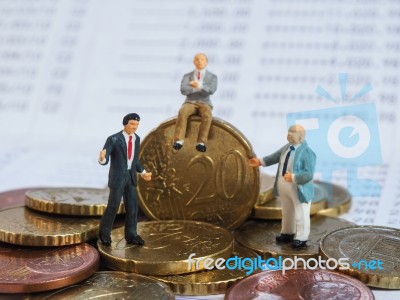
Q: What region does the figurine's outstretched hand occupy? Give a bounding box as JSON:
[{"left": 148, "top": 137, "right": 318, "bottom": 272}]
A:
[
  {"left": 142, "top": 172, "right": 152, "bottom": 181},
  {"left": 99, "top": 149, "right": 106, "bottom": 162},
  {"left": 248, "top": 158, "right": 261, "bottom": 167}
]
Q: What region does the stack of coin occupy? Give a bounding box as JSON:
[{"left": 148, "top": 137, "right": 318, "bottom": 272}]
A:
[
  {"left": 0, "top": 242, "right": 99, "bottom": 293},
  {"left": 0, "top": 187, "right": 122, "bottom": 295},
  {"left": 253, "top": 177, "right": 352, "bottom": 219},
  {"left": 235, "top": 215, "right": 355, "bottom": 262},
  {"left": 25, "top": 187, "right": 124, "bottom": 216},
  {"left": 0, "top": 206, "right": 100, "bottom": 246},
  {"left": 150, "top": 243, "right": 260, "bottom": 295},
  {"left": 0, "top": 187, "right": 36, "bottom": 210},
  {"left": 97, "top": 220, "right": 234, "bottom": 275},
  {"left": 0, "top": 187, "right": 123, "bottom": 247},
  {"left": 252, "top": 181, "right": 328, "bottom": 219},
  {"left": 314, "top": 181, "right": 352, "bottom": 217}
]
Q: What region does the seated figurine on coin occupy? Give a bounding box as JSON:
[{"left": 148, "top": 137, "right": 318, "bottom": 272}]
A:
[
  {"left": 172, "top": 53, "right": 218, "bottom": 152},
  {"left": 248, "top": 125, "right": 316, "bottom": 249},
  {"left": 98, "top": 113, "right": 152, "bottom": 246}
]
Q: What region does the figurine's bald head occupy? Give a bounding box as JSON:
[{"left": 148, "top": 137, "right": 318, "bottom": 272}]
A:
[
  {"left": 287, "top": 124, "right": 305, "bottom": 145},
  {"left": 193, "top": 53, "right": 208, "bottom": 70}
]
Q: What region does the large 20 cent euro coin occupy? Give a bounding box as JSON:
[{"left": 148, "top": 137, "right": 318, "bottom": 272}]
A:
[{"left": 138, "top": 117, "right": 259, "bottom": 229}]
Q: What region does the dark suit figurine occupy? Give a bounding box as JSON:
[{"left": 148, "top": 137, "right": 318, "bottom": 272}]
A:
[
  {"left": 98, "top": 113, "right": 152, "bottom": 246},
  {"left": 173, "top": 53, "right": 218, "bottom": 152}
]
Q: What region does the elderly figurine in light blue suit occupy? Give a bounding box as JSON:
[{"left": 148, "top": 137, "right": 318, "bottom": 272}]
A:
[{"left": 249, "top": 124, "right": 316, "bottom": 249}]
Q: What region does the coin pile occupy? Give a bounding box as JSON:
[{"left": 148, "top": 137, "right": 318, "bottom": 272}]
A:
[
  {"left": 232, "top": 175, "right": 400, "bottom": 293},
  {"left": 1, "top": 117, "right": 399, "bottom": 298},
  {"left": 0, "top": 189, "right": 106, "bottom": 293},
  {"left": 0, "top": 187, "right": 175, "bottom": 298}
]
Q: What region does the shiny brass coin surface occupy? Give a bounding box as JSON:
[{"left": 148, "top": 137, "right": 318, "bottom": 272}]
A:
[
  {"left": 235, "top": 215, "right": 354, "bottom": 261},
  {"left": 26, "top": 271, "right": 175, "bottom": 299},
  {"left": 320, "top": 226, "right": 400, "bottom": 289},
  {"left": 25, "top": 187, "right": 124, "bottom": 216},
  {"left": 98, "top": 220, "right": 234, "bottom": 275},
  {"left": 0, "top": 242, "right": 99, "bottom": 293},
  {"left": 0, "top": 207, "right": 99, "bottom": 246},
  {"left": 315, "top": 181, "right": 352, "bottom": 217},
  {"left": 225, "top": 269, "right": 374, "bottom": 299},
  {"left": 137, "top": 116, "right": 259, "bottom": 229},
  {"left": 0, "top": 188, "right": 37, "bottom": 209},
  {"left": 252, "top": 182, "right": 327, "bottom": 219},
  {"left": 151, "top": 244, "right": 259, "bottom": 295}
]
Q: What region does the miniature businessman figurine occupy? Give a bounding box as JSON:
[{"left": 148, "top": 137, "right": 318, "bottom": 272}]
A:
[
  {"left": 98, "top": 113, "right": 152, "bottom": 247},
  {"left": 173, "top": 53, "right": 218, "bottom": 152},
  {"left": 249, "top": 125, "right": 316, "bottom": 249}
]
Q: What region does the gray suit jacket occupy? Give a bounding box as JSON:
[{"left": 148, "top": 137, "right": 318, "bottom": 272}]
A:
[
  {"left": 101, "top": 131, "right": 144, "bottom": 189},
  {"left": 262, "top": 141, "right": 316, "bottom": 203},
  {"left": 180, "top": 70, "right": 218, "bottom": 107}
]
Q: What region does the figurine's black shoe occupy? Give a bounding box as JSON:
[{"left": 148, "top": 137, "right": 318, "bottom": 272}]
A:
[
  {"left": 99, "top": 237, "right": 112, "bottom": 247},
  {"left": 275, "top": 234, "right": 295, "bottom": 243},
  {"left": 126, "top": 235, "right": 145, "bottom": 246},
  {"left": 173, "top": 142, "right": 183, "bottom": 150},
  {"left": 196, "top": 144, "right": 206, "bottom": 152},
  {"left": 292, "top": 239, "right": 307, "bottom": 249}
]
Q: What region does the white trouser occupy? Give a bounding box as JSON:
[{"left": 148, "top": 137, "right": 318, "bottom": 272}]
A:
[{"left": 277, "top": 176, "right": 311, "bottom": 241}]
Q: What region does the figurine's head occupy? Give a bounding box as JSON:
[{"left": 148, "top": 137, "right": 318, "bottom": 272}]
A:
[
  {"left": 122, "top": 113, "right": 141, "bottom": 135},
  {"left": 193, "top": 53, "right": 208, "bottom": 70},
  {"left": 287, "top": 124, "right": 305, "bottom": 145}
]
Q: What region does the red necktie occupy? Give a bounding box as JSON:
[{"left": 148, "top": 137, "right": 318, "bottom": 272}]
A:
[
  {"left": 197, "top": 71, "right": 200, "bottom": 80},
  {"left": 128, "top": 136, "right": 133, "bottom": 160}
]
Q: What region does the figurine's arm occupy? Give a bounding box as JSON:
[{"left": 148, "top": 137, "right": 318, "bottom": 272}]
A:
[
  {"left": 180, "top": 73, "right": 195, "bottom": 96},
  {"left": 135, "top": 137, "right": 152, "bottom": 181},
  {"left": 200, "top": 73, "right": 218, "bottom": 96},
  {"left": 99, "top": 136, "right": 114, "bottom": 165},
  {"left": 249, "top": 146, "right": 285, "bottom": 168},
  {"left": 262, "top": 146, "right": 286, "bottom": 167}
]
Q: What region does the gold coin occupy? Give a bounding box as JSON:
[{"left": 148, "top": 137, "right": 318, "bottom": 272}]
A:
[
  {"left": 320, "top": 226, "right": 400, "bottom": 289},
  {"left": 252, "top": 182, "right": 327, "bottom": 219},
  {"left": 151, "top": 243, "right": 259, "bottom": 295},
  {"left": 235, "top": 215, "right": 355, "bottom": 261},
  {"left": 315, "top": 181, "right": 352, "bottom": 217},
  {"left": 137, "top": 117, "right": 260, "bottom": 229},
  {"left": 0, "top": 207, "right": 99, "bottom": 246},
  {"left": 25, "top": 187, "right": 124, "bottom": 216},
  {"left": 26, "top": 271, "right": 175, "bottom": 299},
  {"left": 98, "top": 220, "right": 234, "bottom": 275}
]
